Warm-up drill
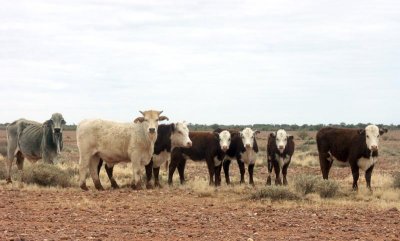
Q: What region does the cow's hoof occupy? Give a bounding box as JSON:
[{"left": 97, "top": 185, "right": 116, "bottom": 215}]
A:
[
  {"left": 266, "top": 177, "right": 272, "bottom": 186},
  {"left": 95, "top": 184, "right": 104, "bottom": 191},
  {"left": 146, "top": 183, "right": 154, "bottom": 189},
  {"left": 283, "top": 180, "right": 288, "bottom": 186},
  {"left": 6, "top": 178, "right": 12, "bottom": 184},
  {"left": 80, "top": 183, "right": 89, "bottom": 191},
  {"left": 275, "top": 179, "right": 282, "bottom": 186},
  {"left": 111, "top": 181, "right": 120, "bottom": 189},
  {"left": 131, "top": 183, "right": 143, "bottom": 190},
  {"left": 250, "top": 182, "right": 255, "bottom": 187},
  {"left": 155, "top": 182, "right": 163, "bottom": 188}
]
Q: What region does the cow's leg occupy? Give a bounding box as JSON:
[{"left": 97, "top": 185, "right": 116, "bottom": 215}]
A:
[
  {"left": 266, "top": 158, "right": 273, "bottom": 186},
  {"left": 97, "top": 158, "right": 103, "bottom": 177},
  {"left": 365, "top": 164, "right": 375, "bottom": 191},
  {"left": 89, "top": 156, "right": 104, "bottom": 191},
  {"left": 350, "top": 163, "right": 360, "bottom": 191},
  {"left": 282, "top": 163, "right": 289, "bottom": 186},
  {"left": 105, "top": 163, "right": 118, "bottom": 189},
  {"left": 168, "top": 159, "right": 178, "bottom": 186},
  {"left": 130, "top": 157, "right": 143, "bottom": 190},
  {"left": 319, "top": 152, "right": 332, "bottom": 180},
  {"left": 6, "top": 140, "right": 18, "bottom": 183},
  {"left": 16, "top": 152, "right": 24, "bottom": 182},
  {"left": 177, "top": 159, "right": 186, "bottom": 185},
  {"left": 145, "top": 159, "right": 154, "bottom": 189},
  {"left": 273, "top": 160, "right": 282, "bottom": 185},
  {"left": 237, "top": 159, "right": 245, "bottom": 184},
  {"left": 223, "top": 159, "right": 231, "bottom": 185},
  {"left": 248, "top": 163, "right": 255, "bottom": 186},
  {"left": 206, "top": 157, "right": 215, "bottom": 186},
  {"left": 214, "top": 164, "right": 222, "bottom": 186},
  {"left": 78, "top": 155, "right": 90, "bottom": 191},
  {"left": 153, "top": 167, "right": 162, "bottom": 188}
]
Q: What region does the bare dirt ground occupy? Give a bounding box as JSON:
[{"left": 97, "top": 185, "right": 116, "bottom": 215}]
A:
[{"left": 0, "top": 130, "right": 400, "bottom": 241}]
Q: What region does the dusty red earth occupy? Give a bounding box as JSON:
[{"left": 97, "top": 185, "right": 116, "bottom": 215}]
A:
[{"left": 1, "top": 130, "right": 400, "bottom": 240}]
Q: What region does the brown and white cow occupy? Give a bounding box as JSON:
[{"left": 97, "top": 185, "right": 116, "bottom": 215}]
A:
[
  {"left": 168, "top": 130, "right": 231, "bottom": 186},
  {"left": 316, "top": 125, "right": 388, "bottom": 190},
  {"left": 97, "top": 122, "right": 192, "bottom": 189},
  {"left": 215, "top": 128, "right": 259, "bottom": 186},
  {"left": 266, "top": 129, "right": 295, "bottom": 186}
]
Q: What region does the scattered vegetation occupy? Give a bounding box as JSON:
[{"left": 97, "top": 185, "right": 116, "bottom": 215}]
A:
[
  {"left": 250, "top": 186, "right": 299, "bottom": 201},
  {"left": 293, "top": 175, "right": 339, "bottom": 198},
  {"left": 393, "top": 172, "right": 400, "bottom": 189},
  {"left": 23, "top": 163, "right": 72, "bottom": 188},
  {"left": 316, "top": 179, "right": 339, "bottom": 198},
  {"left": 294, "top": 175, "right": 319, "bottom": 195},
  {"left": 297, "top": 130, "right": 309, "bottom": 140}
]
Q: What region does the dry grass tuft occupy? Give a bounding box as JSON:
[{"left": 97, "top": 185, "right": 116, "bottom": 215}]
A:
[
  {"left": 23, "top": 163, "right": 72, "bottom": 188},
  {"left": 316, "top": 179, "right": 339, "bottom": 198},
  {"left": 393, "top": 172, "right": 400, "bottom": 189},
  {"left": 250, "top": 186, "right": 300, "bottom": 201},
  {"left": 293, "top": 174, "right": 319, "bottom": 195},
  {"left": 186, "top": 177, "right": 215, "bottom": 197}
]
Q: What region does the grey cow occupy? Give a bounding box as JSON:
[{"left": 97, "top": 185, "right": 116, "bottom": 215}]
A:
[{"left": 5, "top": 113, "right": 66, "bottom": 183}]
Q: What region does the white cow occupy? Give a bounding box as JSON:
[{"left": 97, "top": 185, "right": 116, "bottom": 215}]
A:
[{"left": 77, "top": 110, "right": 168, "bottom": 190}]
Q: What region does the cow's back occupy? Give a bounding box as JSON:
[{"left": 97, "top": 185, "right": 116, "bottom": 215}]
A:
[
  {"left": 180, "top": 132, "right": 217, "bottom": 159},
  {"left": 316, "top": 127, "right": 359, "bottom": 162}
]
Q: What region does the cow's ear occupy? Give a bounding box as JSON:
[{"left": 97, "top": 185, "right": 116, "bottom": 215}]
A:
[
  {"left": 43, "top": 119, "right": 53, "bottom": 127},
  {"left": 61, "top": 119, "right": 66, "bottom": 125},
  {"left": 270, "top": 132, "right": 276, "bottom": 137},
  {"left": 254, "top": 130, "right": 260, "bottom": 135},
  {"left": 288, "top": 135, "right": 294, "bottom": 140},
  {"left": 240, "top": 132, "right": 243, "bottom": 138},
  {"left": 379, "top": 128, "right": 388, "bottom": 135},
  {"left": 171, "top": 123, "right": 176, "bottom": 132},
  {"left": 159, "top": 116, "right": 169, "bottom": 121},
  {"left": 134, "top": 117, "right": 145, "bottom": 123},
  {"left": 358, "top": 129, "right": 365, "bottom": 135}
]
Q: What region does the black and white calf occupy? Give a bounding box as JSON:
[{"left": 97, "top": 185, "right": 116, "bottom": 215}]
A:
[
  {"left": 216, "top": 128, "right": 259, "bottom": 186},
  {"left": 266, "top": 129, "right": 295, "bottom": 185}
]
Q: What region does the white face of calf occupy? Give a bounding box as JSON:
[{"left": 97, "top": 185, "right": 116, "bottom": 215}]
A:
[
  {"left": 171, "top": 122, "right": 192, "bottom": 148},
  {"left": 362, "top": 125, "right": 387, "bottom": 151},
  {"left": 240, "top": 128, "right": 259, "bottom": 149},
  {"left": 134, "top": 110, "right": 169, "bottom": 136},
  {"left": 275, "top": 129, "right": 289, "bottom": 154},
  {"left": 218, "top": 130, "right": 231, "bottom": 152}
]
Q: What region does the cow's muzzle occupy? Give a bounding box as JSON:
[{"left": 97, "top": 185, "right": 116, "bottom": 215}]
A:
[
  {"left": 370, "top": 145, "right": 378, "bottom": 151},
  {"left": 149, "top": 128, "right": 156, "bottom": 134}
]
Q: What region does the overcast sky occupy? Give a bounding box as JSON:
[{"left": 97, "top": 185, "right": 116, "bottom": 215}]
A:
[{"left": 0, "top": 0, "right": 399, "bottom": 125}]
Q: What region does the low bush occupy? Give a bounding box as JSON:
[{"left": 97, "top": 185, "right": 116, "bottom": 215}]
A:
[
  {"left": 393, "top": 172, "right": 400, "bottom": 189},
  {"left": 293, "top": 175, "right": 319, "bottom": 195},
  {"left": 316, "top": 179, "right": 339, "bottom": 198},
  {"left": 23, "top": 163, "right": 72, "bottom": 187},
  {"left": 250, "top": 186, "right": 299, "bottom": 201},
  {"left": 297, "top": 130, "right": 309, "bottom": 140}
]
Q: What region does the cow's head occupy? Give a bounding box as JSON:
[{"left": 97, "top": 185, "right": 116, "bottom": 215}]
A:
[
  {"left": 134, "top": 110, "right": 169, "bottom": 135},
  {"left": 43, "top": 113, "right": 66, "bottom": 154},
  {"left": 270, "top": 129, "right": 293, "bottom": 154},
  {"left": 358, "top": 125, "right": 388, "bottom": 152},
  {"left": 240, "top": 128, "right": 259, "bottom": 149},
  {"left": 170, "top": 122, "right": 192, "bottom": 148},
  {"left": 215, "top": 130, "right": 231, "bottom": 152}
]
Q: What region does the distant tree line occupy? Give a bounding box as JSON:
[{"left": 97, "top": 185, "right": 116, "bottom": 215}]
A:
[{"left": 0, "top": 123, "right": 399, "bottom": 131}]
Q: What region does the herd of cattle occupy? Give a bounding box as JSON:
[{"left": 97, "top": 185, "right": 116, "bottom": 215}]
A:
[{"left": 3, "top": 110, "right": 388, "bottom": 191}]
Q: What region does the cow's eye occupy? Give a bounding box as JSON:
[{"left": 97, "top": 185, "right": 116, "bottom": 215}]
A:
[
  {"left": 228, "top": 138, "right": 231, "bottom": 141},
  {"left": 377, "top": 135, "right": 380, "bottom": 138},
  {"left": 366, "top": 135, "right": 369, "bottom": 138},
  {"left": 178, "top": 131, "right": 183, "bottom": 134}
]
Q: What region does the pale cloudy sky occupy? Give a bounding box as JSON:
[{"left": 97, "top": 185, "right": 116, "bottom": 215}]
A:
[{"left": 0, "top": 0, "right": 399, "bottom": 125}]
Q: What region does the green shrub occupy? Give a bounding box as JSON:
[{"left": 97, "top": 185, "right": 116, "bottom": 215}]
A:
[
  {"left": 393, "top": 172, "right": 400, "bottom": 189},
  {"left": 23, "top": 163, "right": 72, "bottom": 187},
  {"left": 316, "top": 179, "right": 339, "bottom": 198},
  {"left": 250, "top": 186, "right": 299, "bottom": 201},
  {"left": 294, "top": 175, "right": 319, "bottom": 195}
]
